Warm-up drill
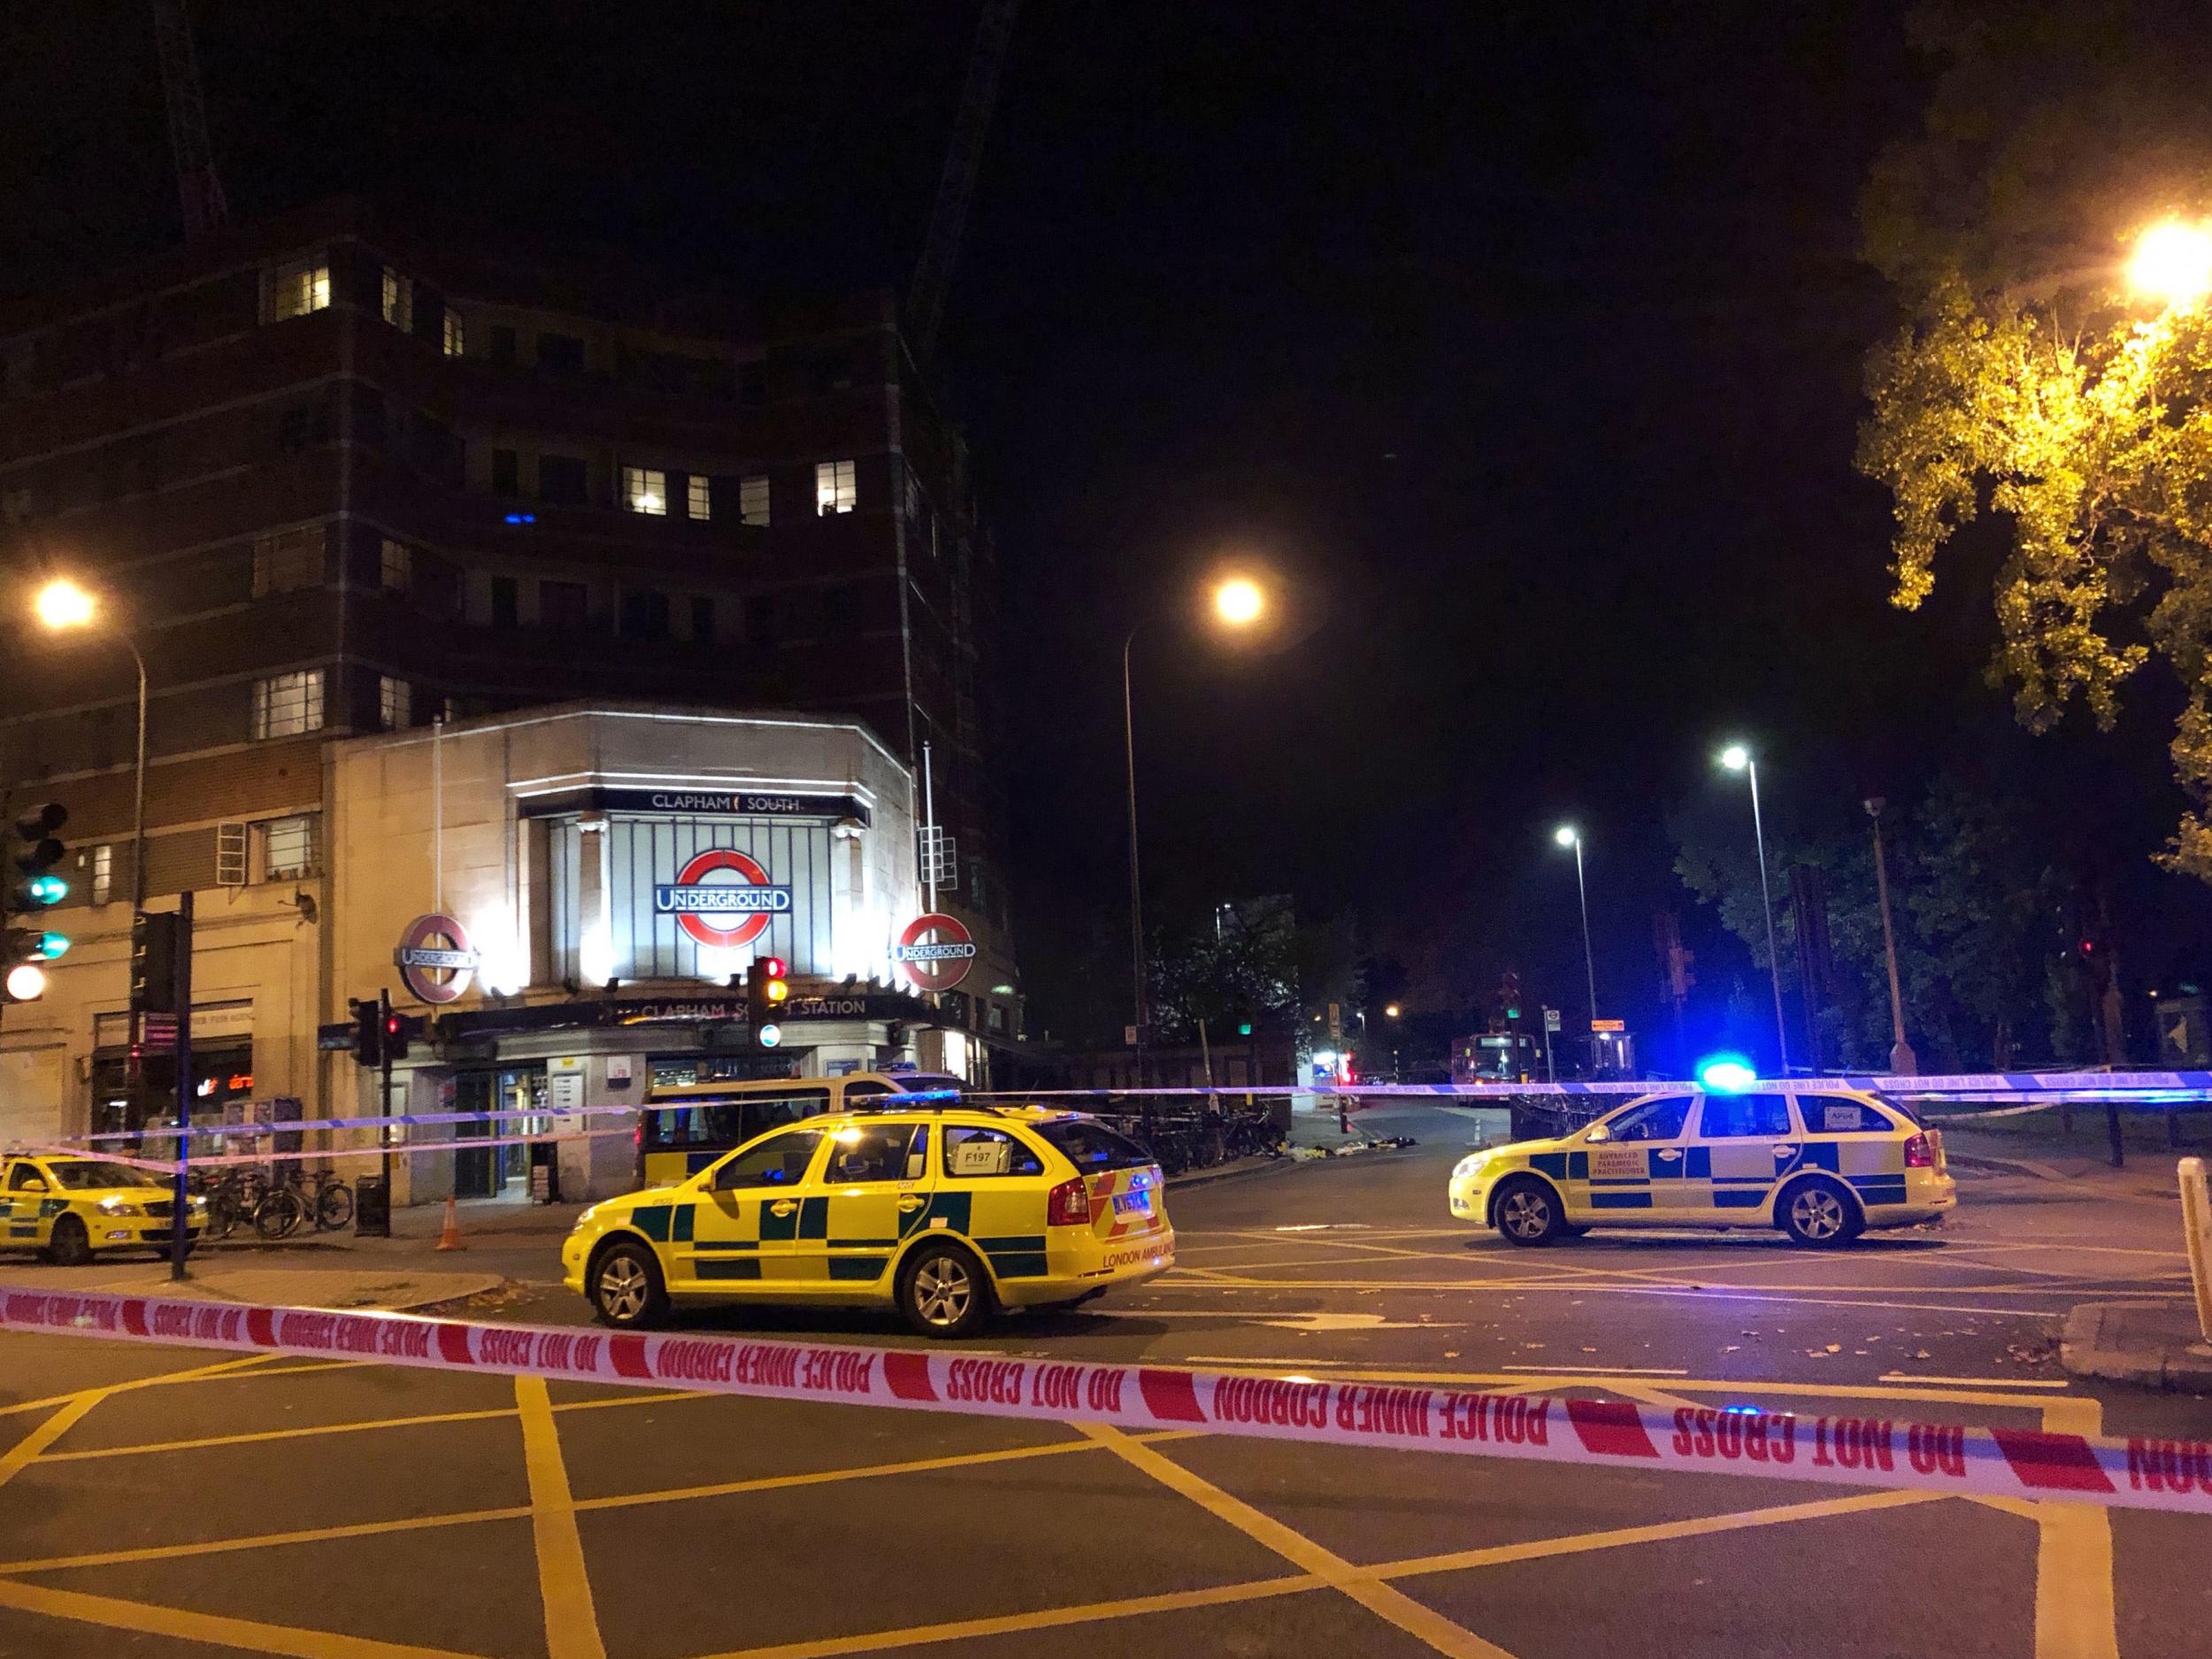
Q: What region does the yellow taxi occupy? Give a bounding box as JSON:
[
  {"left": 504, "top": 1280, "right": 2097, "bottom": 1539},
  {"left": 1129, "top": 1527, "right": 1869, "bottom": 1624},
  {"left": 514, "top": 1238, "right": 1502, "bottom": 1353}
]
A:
[
  {"left": 562, "top": 1104, "right": 1175, "bottom": 1336},
  {"left": 1, "top": 1152, "right": 208, "bottom": 1263},
  {"left": 1448, "top": 1087, "right": 1955, "bottom": 1247}
]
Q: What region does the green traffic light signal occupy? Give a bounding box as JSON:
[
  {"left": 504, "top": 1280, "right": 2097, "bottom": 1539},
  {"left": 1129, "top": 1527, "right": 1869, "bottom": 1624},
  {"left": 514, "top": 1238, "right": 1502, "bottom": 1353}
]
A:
[
  {"left": 1506, "top": 1006, "right": 1521, "bottom": 1020},
  {"left": 35, "top": 932, "right": 68, "bottom": 959},
  {"left": 27, "top": 874, "right": 66, "bottom": 904}
]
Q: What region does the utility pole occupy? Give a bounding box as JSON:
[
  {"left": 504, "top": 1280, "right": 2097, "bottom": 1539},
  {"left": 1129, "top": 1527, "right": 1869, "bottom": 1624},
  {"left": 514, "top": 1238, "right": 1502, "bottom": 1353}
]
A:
[
  {"left": 167, "top": 892, "right": 194, "bottom": 1280},
  {"left": 379, "top": 987, "right": 396, "bottom": 1203},
  {"left": 1863, "top": 799, "right": 1916, "bottom": 1075}
]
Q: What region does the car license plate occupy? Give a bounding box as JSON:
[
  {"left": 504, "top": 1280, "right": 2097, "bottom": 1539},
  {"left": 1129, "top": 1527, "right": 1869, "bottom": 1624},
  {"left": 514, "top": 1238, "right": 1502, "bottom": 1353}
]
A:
[{"left": 1112, "top": 1192, "right": 1151, "bottom": 1217}]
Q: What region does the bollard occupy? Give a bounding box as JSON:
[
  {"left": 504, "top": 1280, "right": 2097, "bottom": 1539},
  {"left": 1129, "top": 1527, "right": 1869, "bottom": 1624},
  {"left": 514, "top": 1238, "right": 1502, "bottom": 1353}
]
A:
[{"left": 2181, "top": 1157, "right": 2212, "bottom": 1345}]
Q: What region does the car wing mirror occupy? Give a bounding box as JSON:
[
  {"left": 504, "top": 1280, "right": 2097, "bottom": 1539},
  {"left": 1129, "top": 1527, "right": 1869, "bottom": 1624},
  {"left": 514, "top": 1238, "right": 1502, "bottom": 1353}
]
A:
[{"left": 1584, "top": 1125, "right": 1611, "bottom": 1145}]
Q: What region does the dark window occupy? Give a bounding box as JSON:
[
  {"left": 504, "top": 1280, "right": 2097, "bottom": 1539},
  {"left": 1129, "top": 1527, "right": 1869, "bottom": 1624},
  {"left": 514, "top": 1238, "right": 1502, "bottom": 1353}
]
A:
[
  {"left": 1034, "top": 1120, "right": 1152, "bottom": 1173},
  {"left": 743, "top": 595, "right": 777, "bottom": 647},
  {"left": 489, "top": 576, "right": 518, "bottom": 627},
  {"left": 277, "top": 402, "right": 329, "bottom": 452},
  {"left": 619, "top": 588, "right": 670, "bottom": 640},
  {"left": 823, "top": 1124, "right": 919, "bottom": 1185},
  {"left": 738, "top": 362, "right": 766, "bottom": 404},
  {"left": 710, "top": 1129, "right": 823, "bottom": 1190},
  {"left": 1801, "top": 1098, "right": 1898, "bottom": 1135},
  {"left": 538, "top": 333, "right": 586, "bottom": 375},
  {"left": 690, "top": 595, "right": 714, "bottom": 644},
  {"left": 942, "top": 1125, "right": 1045, "bottom": 1180},
  {"left": 824, "top": 582, "right": 861, "bottom": 631},
  {"left": 540, "top": 580, "right": 588, "bottom": 631},
  {"left": 1601, "top": 1096, "right": 1692, "bottom": 1142},
  {"left": 488, "top": 326, "right": 517, "bottom": 365},
  {"left": 538, "top": 455, "right": 587, "bottom": 504},
  {"left": 491, "top": 449, "right": 518, "bottom": 496},
  {"left": 1698, "top": 1095, "right": 1795, "bottom": 1139}
]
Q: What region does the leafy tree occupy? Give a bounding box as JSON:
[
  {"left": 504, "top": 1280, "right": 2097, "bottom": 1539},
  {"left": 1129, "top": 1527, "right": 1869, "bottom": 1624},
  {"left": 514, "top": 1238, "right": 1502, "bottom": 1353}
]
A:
[
  {"left": 1855, "top": 2, "right": 2212, "bottom": 876},
  {"left": 1674, "top": 773, "right": 2070, "bottom": 1068}
]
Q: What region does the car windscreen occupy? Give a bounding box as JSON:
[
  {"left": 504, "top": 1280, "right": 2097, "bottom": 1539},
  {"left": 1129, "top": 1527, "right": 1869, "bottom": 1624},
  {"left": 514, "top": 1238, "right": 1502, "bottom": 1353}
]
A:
[
  {"left": 1033, "top": 1119, "right": 1154, "bottom": 1172},
  {"left": 49, "top": 1161, "right": 164, "bottom": 1189}
]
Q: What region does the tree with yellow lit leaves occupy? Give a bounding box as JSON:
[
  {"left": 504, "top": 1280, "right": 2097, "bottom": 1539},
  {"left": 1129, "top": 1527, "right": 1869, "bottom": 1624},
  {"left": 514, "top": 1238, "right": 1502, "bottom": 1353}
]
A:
[{"left": 1856, "top": 1, "right": 2212, "bottom": 878}]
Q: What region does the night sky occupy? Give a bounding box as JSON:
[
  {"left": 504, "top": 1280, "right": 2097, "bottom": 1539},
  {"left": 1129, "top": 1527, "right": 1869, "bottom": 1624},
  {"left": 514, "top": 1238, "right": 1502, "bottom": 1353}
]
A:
[{"left": 8, "top": 3, "right": 2208, "bottom": 1054}]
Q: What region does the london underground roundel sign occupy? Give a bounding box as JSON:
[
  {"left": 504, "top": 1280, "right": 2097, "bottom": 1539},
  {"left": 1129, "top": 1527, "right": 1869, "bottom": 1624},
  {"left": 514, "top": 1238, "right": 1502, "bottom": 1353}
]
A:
[
  {"left": 893, "top": 912, "right": 978, "bottom": 993},
  {"left": 654, "top": 849, "right": 791, "bottom": 949},
  {"left": 395, "top": 912, "right": 479, "bottom": 1005}
]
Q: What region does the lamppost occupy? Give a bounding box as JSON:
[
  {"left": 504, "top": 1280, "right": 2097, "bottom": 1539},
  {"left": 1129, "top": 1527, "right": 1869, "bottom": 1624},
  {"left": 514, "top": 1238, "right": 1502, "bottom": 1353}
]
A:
[
  {"left": 33, "top": 579, "right": 148, "bottom": 917},
  {"left": 2126, "top": 219, "right": 2212, "bottom": 310},
  {"left": 1123, "top": 575, "right": 1266, "bottom": 1081},
  {"left": 1717, "top": 743, "right": 1790, "bottom": 1077},
  {"left": 1552, "top": 825, "right": 1601, "bottom": 1062},
  {"left": 1862, "top": 797, "right": 1918, "bottom": 1075}
]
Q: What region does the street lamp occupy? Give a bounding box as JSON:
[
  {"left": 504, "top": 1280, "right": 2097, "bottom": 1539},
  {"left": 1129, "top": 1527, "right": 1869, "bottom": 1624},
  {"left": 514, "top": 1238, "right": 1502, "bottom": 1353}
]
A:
[
  {"left": 1384, "top": 1003, "right": 1401, "bottom": 1019},
  {"left": 1552, "top": 826, "right": 1601, "bottom": 1056},
  {"left": 1863, "top": 797, "right": 1918, "bottom": 1076},
  {"left": 1123, "top": 574, "right": 1269, "bottom": 1079},
  {"left": 33, "top": 579, "right": 149, "bottom": 917},
  {"left": 2127, "top": 219, "right": 2212, "bottom": 311},
  {"left": 1717, "top": 743, "right": 1790, "bottom": 1076}
]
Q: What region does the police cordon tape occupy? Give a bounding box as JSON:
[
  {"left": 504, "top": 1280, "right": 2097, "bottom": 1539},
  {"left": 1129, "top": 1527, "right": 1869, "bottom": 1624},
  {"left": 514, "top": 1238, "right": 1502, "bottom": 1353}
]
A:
[
  {"left": 24, "top": 1126, "right": 641, "bottom": 1175},
  {"left": 3, "top": 1284, "right": 2208, "bottom": 1515}
]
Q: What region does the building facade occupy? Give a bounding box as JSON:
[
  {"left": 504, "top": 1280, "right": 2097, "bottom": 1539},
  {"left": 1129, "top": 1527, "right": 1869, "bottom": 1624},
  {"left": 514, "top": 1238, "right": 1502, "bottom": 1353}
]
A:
[
  {"left": 3, "top": 703, "right": 980, "bottom": 1202},
  {"left": 0, "top": 198, "right": 1021, "bottom": 1151}
]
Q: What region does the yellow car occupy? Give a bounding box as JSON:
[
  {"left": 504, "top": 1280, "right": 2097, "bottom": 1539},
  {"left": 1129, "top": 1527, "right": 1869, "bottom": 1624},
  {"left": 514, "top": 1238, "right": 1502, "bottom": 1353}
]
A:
[
  {"left": 1448, "top": 1087, "right": 1955, "bottom": 1247},
  {"left": 2, "top": 1153, "right": 208, "bottom": 1263},
  {"left": 563, "top": 1104, "right": 1176, "bottom": 1336}
]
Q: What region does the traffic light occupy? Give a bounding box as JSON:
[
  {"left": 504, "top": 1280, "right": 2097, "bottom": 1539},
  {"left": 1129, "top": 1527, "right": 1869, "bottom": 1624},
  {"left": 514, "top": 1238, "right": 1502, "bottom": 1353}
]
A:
[
  {"left": 4, "top": 803, "right": 71, "bottom": 999},
  {"left": 383, "top": 1008, "right": 426, "bottom": 1063},
  {"left": 747, "top": 955, "right": 789, "bottom": 1049},
  {"left": 131, "top": 910, "right": 184, "bottom": 1016},
  {"left": 352, "top": 998, "right": 385, "bottom": 1068}
]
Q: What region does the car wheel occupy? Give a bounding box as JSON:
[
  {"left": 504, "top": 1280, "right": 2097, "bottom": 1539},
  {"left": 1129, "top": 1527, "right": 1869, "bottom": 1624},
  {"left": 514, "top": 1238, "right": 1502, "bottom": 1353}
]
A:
[
  {"left": 1780, "top": 1177, "right": 1862, "bottom": 1247},
  {"left": 1492, "top": 1177, "right": 1564, "bottom": 1247},
  {"left": 898, "top": 1240, "right": 992, "bottom": 1339},
  {"left": 590, "top": 1239, "right": 668, "bottom": 1328},
  {"left": 47, "top": 1215, "right": 92, "bottom": 1266}
]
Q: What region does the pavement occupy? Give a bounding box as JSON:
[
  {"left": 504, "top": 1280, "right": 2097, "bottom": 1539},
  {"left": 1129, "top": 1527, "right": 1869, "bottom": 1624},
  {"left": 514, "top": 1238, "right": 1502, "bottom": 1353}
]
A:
[
  {"left": 2062, "top": 1302, "right": 2212, "bottom": 1392},
  {"left": 3, "top": 1098, "right": 2208, "bottom": 1659}
]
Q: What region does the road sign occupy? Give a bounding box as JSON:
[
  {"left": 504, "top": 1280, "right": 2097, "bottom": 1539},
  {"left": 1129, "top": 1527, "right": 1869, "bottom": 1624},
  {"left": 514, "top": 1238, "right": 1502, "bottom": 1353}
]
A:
[
  {"left": 1544, "top": 1008, "right": 1562, "bottom": 1033},
  {"left": 1591, "top": 1018, "right": 1625, "bottom": 1033}
]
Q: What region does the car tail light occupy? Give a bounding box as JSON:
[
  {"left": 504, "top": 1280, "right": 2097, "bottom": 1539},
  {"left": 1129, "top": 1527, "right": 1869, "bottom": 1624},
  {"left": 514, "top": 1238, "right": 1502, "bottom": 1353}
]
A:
[
  {"left": 1047, "top": 1177, "right": 1091, "bottom": 1226},
  {"left": 1903, "top": 1133, "right": 1933, "bottom": 1168}
]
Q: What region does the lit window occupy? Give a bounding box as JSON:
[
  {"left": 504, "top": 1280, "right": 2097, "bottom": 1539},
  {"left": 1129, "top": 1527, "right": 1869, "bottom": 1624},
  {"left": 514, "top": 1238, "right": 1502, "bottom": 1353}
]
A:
[
  {"left": 269, "top": 258, "right": 330, "bottom": 321},
  {"left": 379, "top": 675, "right": 411, "bottom": 731},
  {"left": 623, "top": 466, "right": 667, "bottom": 516},
  {"left": 903, "top": 465, "right": 922, "bottom": 521},
  {"left": 90, "top": 844, "right": 112, "bottom": 906},
  {"left": 380, "top": 267, "right": 413, "bottom": 331},
  {"left": 250, "top": 671, "right": 325, "bottom": 739},
  {"left": 251, "top": 526, "right": 324, "bottom": 595},
  {"left": 815, "top": 460, "right": 856, "bottom": 515},
  {"left": 380, "top": 537, "right": 412, "bottom": 592},
  {"left": 442, "top": 309, "right": 465, "bottom": 357},
  {"left": 686, "top": 475, "right": 711, "bottom": 521},
  {"left": 260, "top": 814, "right": 319, "bottom": 881},
  {"left": 740, "top": 475, "right": 771, "bottom": 526}
]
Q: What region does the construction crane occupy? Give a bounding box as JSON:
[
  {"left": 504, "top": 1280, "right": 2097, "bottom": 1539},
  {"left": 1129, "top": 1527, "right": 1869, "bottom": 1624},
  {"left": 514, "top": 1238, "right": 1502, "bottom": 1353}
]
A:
[
  {"left": 151, "top": 0, "right": 228, "bottom": 240},
  {"left": 905, "top": 0, "right": 1020, "bottom": 364}
]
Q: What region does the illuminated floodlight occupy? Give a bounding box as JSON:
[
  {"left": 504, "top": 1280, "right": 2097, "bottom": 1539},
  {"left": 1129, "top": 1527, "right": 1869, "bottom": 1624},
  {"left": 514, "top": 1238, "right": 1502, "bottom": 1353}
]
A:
[
  {"left": 1696, "top": 1054, "right": 1758, "bottom": 1094},
  {"left": 2128, "top": 219, "right": 2212, "bottom": 311}
]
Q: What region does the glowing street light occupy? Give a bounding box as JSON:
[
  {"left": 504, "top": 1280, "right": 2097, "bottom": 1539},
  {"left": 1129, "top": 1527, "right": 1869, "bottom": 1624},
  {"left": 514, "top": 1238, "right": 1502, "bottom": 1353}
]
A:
[
  {"left": 32, "top": 578, "right": 150, "bottom": 918},
  {"left": 1716, "top": 742, "right": 1789, "bottom": 1075},
  {"left": 33, "top": 577, "right": 96, "bottom": 631},
  {"left": 2127, "top": 219, "right": 2212, "bottom": 311},
  {"left": 1384, "top": 1003, "right": 1401, "bottom": 1019},
  {"left": 4, "top": 962, "right": 48, "bottom": 1002},
  {"left": 1213, "top": 576, "right": 1265, "bottom": 627},
  {"left": 1551, "top": 825, "right": 1600, "bottom": 1050}
]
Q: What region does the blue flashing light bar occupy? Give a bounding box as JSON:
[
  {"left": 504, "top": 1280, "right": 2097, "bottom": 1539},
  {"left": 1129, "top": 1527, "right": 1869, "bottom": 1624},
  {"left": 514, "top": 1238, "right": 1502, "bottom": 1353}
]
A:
[
  {"left": 503, "top": 512, "right": 538, "bottom": 526},
  {"left": 1695, "top": 1054, "right": 1758, "bottom": 1094}
]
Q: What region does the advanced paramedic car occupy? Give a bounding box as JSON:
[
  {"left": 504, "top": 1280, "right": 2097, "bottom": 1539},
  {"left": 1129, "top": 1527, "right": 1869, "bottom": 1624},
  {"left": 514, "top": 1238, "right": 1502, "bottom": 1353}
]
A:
[
  {"left": 1, "top": 1153, "right": 207, "bottom": 1263},
  {"left": 564, "top": 1103, "right": 1174, "bottom": 1336},
  {"left": 1448, "top": 1087, "right": 1954, "bottom": 1246}
]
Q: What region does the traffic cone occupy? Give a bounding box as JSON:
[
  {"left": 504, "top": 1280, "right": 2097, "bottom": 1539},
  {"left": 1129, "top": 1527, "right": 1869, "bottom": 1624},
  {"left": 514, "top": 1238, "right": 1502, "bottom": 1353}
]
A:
[{"left": 435, "top": 1195, "right": 464, "bottom": 1252}]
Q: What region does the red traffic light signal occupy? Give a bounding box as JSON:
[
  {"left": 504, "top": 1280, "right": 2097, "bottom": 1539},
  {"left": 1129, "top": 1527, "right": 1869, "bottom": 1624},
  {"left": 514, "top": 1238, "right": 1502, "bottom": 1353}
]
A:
[{"left": 759, "top": 956, "right": 787, "bottom": 979}]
